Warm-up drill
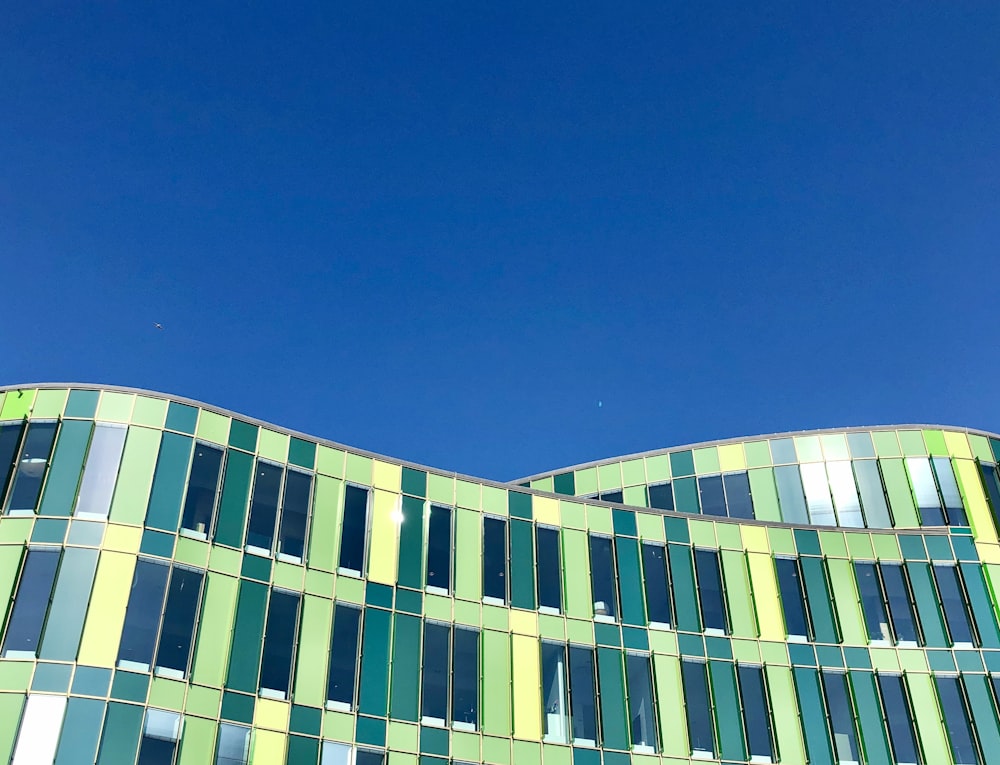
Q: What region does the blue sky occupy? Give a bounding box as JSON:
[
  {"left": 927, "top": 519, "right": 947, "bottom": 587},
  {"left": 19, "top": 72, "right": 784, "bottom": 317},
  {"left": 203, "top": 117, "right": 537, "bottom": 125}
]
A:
[{"left": 3, "top": 3, "right": 1000, "bottom": 480}]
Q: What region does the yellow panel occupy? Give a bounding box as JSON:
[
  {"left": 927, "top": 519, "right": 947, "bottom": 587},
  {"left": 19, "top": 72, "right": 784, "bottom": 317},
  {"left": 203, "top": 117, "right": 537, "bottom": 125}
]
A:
[
  {"left": 254, "top": 698, "right": 289, "bottom": 731},
  {"left": 532, "top": 496, "right": 559, "bottom": 526},
  {"left": 652, "top": 654, "right": 687, "bottom": 757},
  {"left": 740, "top": 525, "right": 769, "bottom": 553},
  {"left": 979, "top": 543, "right": 1000, "bottom": 564},
  {"left": 367, "top": 490, "right": 400, "bottom": 585},
  {"left": 78, "top": 551, "right": 137, "bottom": 667},
  {"left": 511, "top": 635, "right": 541, "bottom": 740},
  {"left": 372, "top": 460, "right": 402, "bottom": 492},
  {"left": 717, "top": 443, "right": 746, "bottom": 472},
  {"left": 249, "top": 729, "right": 286, "bottom": 764},
  {"left": 509, "top": 609, "right": 538, "bottom": 637},
  {"left": 954, "top": 460, "right": 998, "bottom": 545},
  {"left": 746, "top": 553, "right": 782, "bottom": 640},
  {"left": 104, "top": 524, "right": 142, "bottom": 554},
  {"left": 943, "top": 431, "right": 973, "bottom": 459}
]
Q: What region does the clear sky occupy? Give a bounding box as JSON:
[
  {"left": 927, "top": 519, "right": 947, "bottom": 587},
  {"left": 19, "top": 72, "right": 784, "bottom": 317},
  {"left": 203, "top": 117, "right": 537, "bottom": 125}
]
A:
[{"left": 3, "top": 3, "right": 1000, "bottom": 481}]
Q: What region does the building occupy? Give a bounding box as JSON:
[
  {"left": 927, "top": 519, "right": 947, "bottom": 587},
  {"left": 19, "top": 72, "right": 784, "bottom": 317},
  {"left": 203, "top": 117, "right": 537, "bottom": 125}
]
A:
[{"left": 0, "top": 383, "right": 999, "bottom": 764}]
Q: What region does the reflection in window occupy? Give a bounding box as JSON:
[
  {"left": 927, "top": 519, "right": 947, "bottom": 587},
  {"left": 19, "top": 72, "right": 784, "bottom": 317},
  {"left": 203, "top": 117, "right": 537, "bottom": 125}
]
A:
[
  {"left": 74, "top": 424, "right": 127, "bottom": 519},
  {"left": 698, "top": 475, "right": 726, "bottom": 516},
  {"left": 452, "top": 627, "right": 479, "bottom": 729},
  {"left": 827, "top": 461, "right": 864, "bottom": 527},
  {"left": 936, "top": 676, "right": 980, "bottom": 765},
  {"left": 246, "top": 462, "right": 282, "bottom": 555},
  {"left": 626, "top": 653, "right": 657, "bottom": 751},
  {"left": 155, "top": 566, "right": 204, "bottom": 678},
  {"left": 215, "top": 723, "right": 250, "bottom": 765},
  {"left": 934, "top": 565, "right": 976, "bottom": 646},
  {"left": 723, "top": 472, "right": 754, "bottom": 519},
  {"left": 260, "top": 590, "right": 300, "bottom": 699},
  {"left": 327, "top": 604, "right": 361, "bottom": 709},
  {"left": 681, "top": 660, "right": 714, "bottom": 757},
  {"left": 277, "top": 470, "right": 311, "bottom": 563},
  {"left": 320, "top": 742, "right": 351, "bottom": 765},
  {"left": 855, "top": 563, "right": 891, "bottom": 643},
  {"left": 355, "top": 751, "right": 386, "bottom": 765},
  {"left": 933, "top": 457, "right": 967, "bottom": 526},
  {"left": 422, "top": 622, "right": 450, "bottom": 725},
  {"left": 641, "top": 543, "right": 671, "bottom": 627},
  {"left": 339, "top": 485, "right": 369, "bottom": 574},
  {"left": 118, "top": 559, "right": 170, "bottom": 671},
  {"left": 907, "top": 457, "right": 945, "bottom": 526},
  {"left": 695, "top": 549, "right": 726, "bottom": 634},
  {"left": 800, "top": 463, "right": 836, "bottom": 526},
  {"left": 0, "top": 423, "right": 25, "bottom": 503},
  {"left": 774, "top": 465, "right": 808, "bottom": 524},
  {"left": 1, "top": 548, "right": 60, "bottom": 658},
  {"left": 136, "top": 709, "right": 181, "bottom": 765},
  {"left": 877, "top": 674, "right": 920, "bottom": 765},
  {"left": 426, "top": 505, "right": 452, "bottom": 593},
  {"left": 853, "top": 460, "right": 892, "bottom": 528},
  {"left": 569, "top": 646, "right": 598, "bottom": 746},
  {"left": 648, "top": 482, "right": 674, "bottom": 511},
  {"left": 179, "top": 443, "right": 224, "bottom": 537},
  {"left": 482, "top": 517, "right": 507, "bottom": 603},
  {"left": 5, "top": 422, "right": 57, "bottom": 514},
  {"left": 820, "top": 671, "right": 860, "bottom": 765},
  {"left": 881, "top": 564, "right": 920, "bottom": 645},
  {"left": 536, "top": 526, "right": 562, "bottom": 612},
  {"left": 776, "top": 558, "right": 809, "bottom": 641},
  {"left": 589, "top": 536, "right": 618, "bottom": 620},
  {"left": 737, "top": 665, "right": 774, "bottom": 762},
  {"left": 542, "top": 642, "right": 569, "bottom": 743}
]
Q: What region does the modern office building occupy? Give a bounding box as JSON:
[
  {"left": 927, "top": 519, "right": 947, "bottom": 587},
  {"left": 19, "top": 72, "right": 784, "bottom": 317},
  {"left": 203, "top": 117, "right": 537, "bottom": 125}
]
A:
[{"left": 1, "top": 383, "right": 1000, "bottom": 764}]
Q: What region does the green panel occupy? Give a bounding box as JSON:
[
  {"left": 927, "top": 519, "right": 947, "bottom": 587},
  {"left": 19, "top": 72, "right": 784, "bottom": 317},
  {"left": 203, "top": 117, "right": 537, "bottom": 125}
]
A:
[
  {"left": 668, "top": 544, "right": 701, "bottom": 632},
  {"left": 673, "top": 477, "right": 699, "bottom": 513},
  {"left": 962, "top": 674, "right": 1000, "bottom": 758},
  {"left": 765, "top": 665, "right": 806, "bottom": 765},
  {"left": 848, "top": 671, "right": 891, "bottom": 765},
  {"left": 358, "top": 607, "right": 392, "bottom": 717},
  {"left": 31, "top": 389, "right": 67, "bottom": 418},
  {"left": 215, "top": 449, "right": 254, "bottom": 548},
  {"left": 308, "top": 476, "right": 341, "bottom": 572},
  {"left": 0, "top": 389, "right": 34, "bottom": 419},
  {"left": 596, "top": 647, "right": 628, "bottom": 750},
  {"left": 39, "top": 547, "right": 99, "bottom": 659},
  {"left": 482, "top": 630, "right": 511, "bottom": 736},
  {"left": 0, "top": 693, "right": 23, "bottom": 765},
  {"left": 226, "top": 579, "right": 267, "bottom": 693},
  {"left": 509, "top": 519, "right": 536, "bottom": 610},
  {"left": 286, "top": 736, "right": 319, "bottom": 765},
  {"left": 720, "top": 549, "right": 756, "bottom": 638},
  {"left": 897, "top": 430, "right": 926, "bottom": 456},
  {"left": 879, "top": 459, "right": 920, "bottom": 527},
  {"left": 905, "top": 562, "right": 948, "bottom": 647},
  {"left": 454, "top": 509, "right": 482, "bottom": 603},
  {"left": 54, "top": 697, "right": 105, "bottom": 765},
  {"left": 396, "top": 495, "right": 425, "bottom": 590},
  {"left": 145, "top": 432, "right": 194, "bottom": 531},
  {"left": 561, "top": 528, "right": 592, "bottom": 619},
  {"left": 792, "top": 667, "right": 834, "bottom": 765},
  {"left": 130, "top": 396, "right": 167, "bottom": 428},
  {"left": 389, "top": 613, "right": 422, "bottom": 721},
  {"left": 228, "top": 419, "right": 258, "bottom": 451},
  {"left": 65, "top": 389, "right": 99, "bottom": 418},
  {"left": 906, "top": 673, "right": 953, "bottom": 764},
  {"left": 708, "top": 661, "right": 746, "bottom": 761},
  {"left": 96, "top": 702, "right": 143, "bottom": 765},
  {"left": 800, "top": 557, "right": 839, "bottom": 643},
  {"left": 960, "top": 562, "right": 1000, "bottom": 648},
  {"left": 98, "top": 392, "right": 135, "bottom": 423},
  {"left": 38, "top": 420, "right": 93, "bottom": 516},
  {"left": 826, "top": 558, "right": 867, "bottom": 645},
  {"left": 177, "top": 716, "right": 217, "bottom": 765},
  {"left": 615, "top": 537, "right": 645, "bottom": 626},
  {"left": 872, "top": 431, "right": 902, "bottom": 457},
  {"left": 294, "top": 595, "right": 333, "bottom": 706},
  {"left": 108, "top": 426, "right": 162, "bottom": 525},
  {"left": 748, "top": 468, "right": 781, "bottom": 521}
]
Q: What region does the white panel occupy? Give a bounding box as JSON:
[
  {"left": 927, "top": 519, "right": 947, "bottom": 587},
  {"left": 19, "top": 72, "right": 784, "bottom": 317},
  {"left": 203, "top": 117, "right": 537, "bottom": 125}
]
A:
[{"left": 12, "top": 694, "right": 67, "bottom": 765}]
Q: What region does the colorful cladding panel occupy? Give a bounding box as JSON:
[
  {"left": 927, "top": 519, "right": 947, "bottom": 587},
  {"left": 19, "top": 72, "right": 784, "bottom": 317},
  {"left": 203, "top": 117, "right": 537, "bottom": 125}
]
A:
[{"left": 0, "top": 385, "right": 1000, "bottom": 764}]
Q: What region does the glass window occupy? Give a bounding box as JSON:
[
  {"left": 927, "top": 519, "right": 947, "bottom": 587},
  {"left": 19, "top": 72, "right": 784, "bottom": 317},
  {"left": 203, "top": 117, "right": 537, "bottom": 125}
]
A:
[
  {"left": 936, "top": 675, "right": 980, "bottom": 765},
  {"left": 320, "top": 742, "right": 352, "bottom": 765},
  {"left": 695, "top": 548, "right": 727, "bottom": 634},
  {"left": 648, "top": 482, "right": 673, "bottom": 511},
  {"left": 5, "top": 421, "right": 57, "bottom": 514},
  {"left": 277, "top": 470, "right": 311, "bottom": 563},
  {"left": 154, "top": 566, "right": 204, "bottom": 678},
  {"left": 625, "top": 653, "right": 657, "bottom": 751},
  {"left": 356, "top": 751, "right": 385, "bottom": 765},
  {"left": 260, "top": 590, "right": 300, "bottom": 698},
  {"left": 215, "top": 723, "right": 250, "bottom": 765},
  {"left": 737, "top": 665, "right": 774, "bottom": 762},
  {"left": 73, "top": 424, "right": 127, "bottom": 519},
  {"left": 800, "top": 463, "right": 836, "bottom": 526},
  {"left": 599, "top": 490, "right": 623, "bottom": 503},
  {"left": 776, "top": 557, "right": 810, "bottom": 640},
  {"left": 179, "top": 443, "right": 224, "bottom": 537},
  {"left": 933, "top": 457, "right": 967, "bottom": 526},
  {"left": 821, "top": 670, "right": 860, "bottom": 765},
  {"left": 451, "top": 626, "right": 479, "bottom": 729},
  {"left": 421, "top": 622, "right": 450, "bottom": 725},
  {"left": 934, "top": 565, "right": 976, "bottom": 646},
  {"left": 541, "top": 642, "right": 569, "bottom": 743},
  {"left": 906, "top": 456, "right": 945, "bottom": 525},
  {"left": 426, "top": 504, "right": 452, "bottom": 594},
  {"left": 877, "top": 674, "right": 920, "bottom": 765},
  {"left": 854, "top": 460, "right": 892, "bottom": 528},
  {"left": 0, "top": 422, "right": 25, "bottom": 502},
  {"left": 482, "top": 516, "right": 507, "bottom": 603},
  {"left": 118, "top": 559, "right": 169, "bottom": 671},
  {"left": 589, "top": 535, "right": 618, "bottom": 620},
  {"left": 568, "top": 645, "right": 598, "bottom": 746},
  {"left": 536, "top": 526, "right": 562, "bottom": 612},
  {"left": 698, "top": 475, "right": 726, "bottom": 516},
  {"left": 827, "top": 461, "right": 864, "bottom": 527},
  {"left": 681, "top": 659, "right": 714, "bottom": 757},
  {"left": 245, "top": 462, "right": 282, "bottom": 555},
  {"left": 10, "top": 694, "right": 66, "bottom": 765},
  {"left": 774, "top": 465, "right": 808, "bottom": 524},
  {"left": 136, "top": 708, "right": 181, "bottom": 765},
  {"left": 339, "top": 485, "right": 369, "bottom": 574},
  {"left": 723, "top": 472, "right": 754, "bottom": 519},
  {"left": 1, "top": 548, "right": 60, "bottom": 658},
  {"left": 881, "top": 563, "right": 920, "bottom": 645},
  {"left": 327, "top": 604, "right": 361, "bottom": 709},
  {"left": 980, "top": 463, "right": 1000, "bottom": 518},
  {"left": 855, "top": 562, "right": 891, "bottom": 643},
  {"left": 641, "top": 543, "right": 671, "bottom": 627}
]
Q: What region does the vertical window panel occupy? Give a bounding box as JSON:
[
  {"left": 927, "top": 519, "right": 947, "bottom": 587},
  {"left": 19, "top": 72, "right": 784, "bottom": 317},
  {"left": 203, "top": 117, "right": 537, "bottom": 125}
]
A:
[
  {"left": 389, "top": 613, "right": 421, "bottom": 722},
  {"left": 482, "top": 516, "right": 508, "bottom": 604},
  {"left": 801, "top": 463, "right": 836, "bottom": 526},
  {"left": 877, "top": 674, "right": 919, "bottom": 765},
  {"left": 245, "top": 462, "right": 282, "bottom": 555},
  {"left": 39, "top": 547, "right": 99, "bottom": 661},
  {"left": 698, "top": 475, "right": 726, "bottom": 516},
  {"left": 536, "top": 526, "right": 562, "bottom": 612},
  {"left": 74, "top": 424, "right": 127, "bottom": 519},
  {"left": 339, "top": 485, "right": 369, "bottom": 574},
  {"left": 144, "top": 432, "right": 194, "bottom": 532},
  {"left": 681, "top": 660, "right": 714, "bottom": 758},
  {"left": 589, "top": 535, "right": 618, "bottom": 620},
  {"left": 933, "top": 457, "right": 967, "bottom": 526},
  {"left": 793, "top": 667, "right": 835, "bottom": 765},
  {"left": 774, "top": 465, "right": 808, "bottom": 524},
  {"left": 396, "top": 495, "right": 424, "bottom": 590},
  {"left": 0, "top": 422, "right": 25, "bottom": 504},
  {"left": 358, "top": 607, "right": 391, "bottom": 717},
  {"left": 934, "top": 565, "right": 976, "bottom": 646},
  {"left": 117, "top": 559, "right": 170, "bottom": 671},
  {"left": 776, "top": 557, "right": 810, "bottom": 640},
  {"left": 320, "top": 742, "right": 351, "bottom": 765},
  {"left": 695, "top": 548, "right": 727, "bottom": 634},
  {"left": 214, "top": 724, "right": 250, "bottom": 765},
  {"left": 827, "top": 461, "right": 864, "bottom": 528},
  {"left": 800, "top": 557, "right": 839, "bottom": 643},
  {"left": 541, "top": 642, "right": 569, "bottom": 743},
  {"left": 737, "top": 664, "right": 774, "bottom": 762},
  {"left": 277, "top": 470, "right": 311, "bottom": 563},
  {"left": 214, "top": 449, "right": 253, "bottom": 548},
  {"left": 260, "top": 590, "right": 300, "bottom": 698},
  {"left": 709, "top": 660, "right": 746, "bottom": 762},
  {"left": 907, "top": 457, "right": 945, "bottom": 525},
  {"left": 821, "top": 670, "right": 860, "bottom": 765},
  {"left": 2, "top": 548, "right": 61, "bottom": 658},
  {"left": 616, "top": 537, "right": 646, "bottom": 626},
  {"left": 509, "top": 519, "right": 536, "bottom": 610},
  {"left": 881, "top": 563, "right": 920, "bottom": 645},
  {"left": 38, "top": 420, "right": 92, "bottom": 517},
  {"left": 626, "top": 653, "right": 657, "bottom": 752},
  {"left": 855, "top": 562, "right": 891, "bottom": 643},
  {"left": 596, "top": 647, "right": 628, "bottom": 750},
  {"left": 96, "top": 701, "right": 144, "bottom": 765},
  {"left": 327, "top": 604, "right": 362, "bottom": 709},
  {"left": 426, "top": 504, "right": 452, "bottom": 594},
  {"left": 669, "top": 543, "right": 701, "bottom": 632},
  {"left": 648, "top": 482, "right": 674, "bottom": 511},
  {"left": 154, "top": 567, "right": 204, "bottom": 678},
  {"left": 723, "top": 471, "right": 754, "bottom": 519},
  {"left": 225, "top": 580, "right": 267, "bottom": 693},
  {"left": 179, "top": 443, "right": 224, "bottom": 538},
  {"left": 5, "top": 421, "right": 58, "bottom": 514},
  {"left": 452, "top": 627, "right": 479, "bottom": 730},
  {"left": 641, "top": 543, "right": 671, "bottom": 627},
  {"left": 853, "top": 460, "right": 892, "bottom": 528},
  {"left": 422, "top": 622, "right": 450, "bottom": 725},
  {"left": 136, "top": 709, "right": 181, "bottom": 765},
  {"left": 936, "top": 676, "right": 980, "bottom": 765},
  {"left": 568, "top": 645, "right": 598, "bottom": 746}
]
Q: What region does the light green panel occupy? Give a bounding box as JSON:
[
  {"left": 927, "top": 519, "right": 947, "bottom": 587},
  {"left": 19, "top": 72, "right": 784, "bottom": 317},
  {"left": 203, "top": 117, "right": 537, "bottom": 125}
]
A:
[
  {"left": 767, "top": 528, "right": 796, "bottom": 555},
  {"left": 294, "top": 595, "right": 333, "bottom": 706},
  {"left": 454, "top": 508, "right": 482, "bottom": 603},
  {"left": 174, "top": 537, "right": 210, "bottom": 569},
  {"left": 636, "top": 511, "right": 666, "bottom": 542},
  {"left": 879, "top": 459, "right": 919, "bottom": 527},
  {"left": 793, "top": 436, "right": 823, "bottom": 463},
  {"left": 1, "top": 389, "right": 34, "bottom": 419},
  {"left": 559, "top": 502, "right": 586, "bottom": 530},
  {"left": 692, "top": 446, "right": 720, "bottom": 474},
  {"left": 765, "top": 665, "right": 806, "bottom": 765},
  {"left": 322, "top": 710, "right": 354, "bottom": 741},
  {"left": 565, "top": 618, "right": 593, "bottom": 644},
  {"left": 906, "top": 673, "right": 952, "bottom": 764},
  {"left": 969, "top": 434, "right": 994, "bottom": 462},
  {"left": 177, "top": 716, "right": 216, "bottom": 765},
  {"left": 108, "top": 426, "right": 163, "bottom": 525},
  {"left": 868, "top": 648, "right": 900, "bottom": 672},
  {"left": 688, "top": 520, "right": 716, "bottom": 548},
  {"left": 562, "top": 528, "right": 593, "bottom": 619},
  {"left": 97, "top": 391, "right": 135, "bottom": 422},
  {"left": 333, "top": 575, "right": 363, "bottom": 604},
  {"left": 482, "top": 604, "right": 508, "bottom": 632},
  {"left": 0, "top": 693, "right": 24, "bottom": 764},
  {"left": 191, "top": 572, "right": 239, "bottom": 687},
  {"left": 648, "top": 628, "right": 676, "bottom": 655},
  {"left": 826, "top": 558, "right": 867, "bottom": 644},
  {"left": 597, "top": 463, "right": 622, "bottom": 491},
  {"left": 896, "top": 430, "right": 926, "bottom": 456},
  {"left": 818, "top": 531, "right": 847, "bottom": 558},
  {"left": 731, "top": 639, "right": 760, "bottom": 663},
  {"left": 586, "top": 504, "right": 612, "bottom": 533},
  {"left": 195, "top": 410, "right": 230, "bottom": 445},
  {"left": 130, "top": 396, "right": 167, "bottom": 428},
  {"left": 426, "top": 473, "right": 454, "bottom": 505},
  {"left": 308, "top": 476, "right": 343, "bottom": 573},
  {"left": 257, "top": 429, "right": 289, "bottom": 462},
  {"left": 0, "top": 519, "right": 32, "bottom": 545},
  {"left": 424, "top": 593, "right": 450, "bottom": 621},
  {"left": 721, "top": 549, "right": 757, "bottom": 637},
  {"left": 922, "top": 430, "right": 948, "bottom": 456},
  {"left": 344, "top": 453, "right": 373, "bottom": 485},
  {"left": 482, "top": 630, "right": 512, "bottom": 736},
  {"left": 316, "top": 445, "right": 345, "bottom": 478},
  {"left": 455, "top": 480, "right": 480, "bottom": 509},
  {"left": 531, "top": 477, "right": 553, "bottom": 493},
  {"left": 652, "top": 654, "right": 687, "bottom": 757},
  {"left": 481, "top": 486, "right": 507, "bottom": 515},
  {"left": 574, "top": 468, "right": 598, "bottom": 496},
  {"left": 622, "top": 485, "right": 647, "bottom": 507},
  {"left": 716, "top": 523, "right": 743, "bottom": 550},
  {"left": 744, "top": 440, "right": 772, "bottom": 468},
  {"left": 820, "top": 434, "right": 850, "bottom": 461},
  {"left": 871, "top": 431, "right": 902, "bottom": 457},
  {"left": 748, "top": 468, "right": 781, "bottom": 522},
  {"left": 388, "top": 721, "right": 419, "bottom": 753},
  {"left": 845, "top": 533, "right": 874, "bottom": 560},
  {"left": 453, "top": 600, "right": 480, "bottom": 627},
  {"left": 871, "top": 534, "right": 901, "bottom": 561},
  {"left": 273, "top": 561, "right": 303, "bottom": 591},
  {"left": 645, "top": 454, "right": 670, "bottom": 482},
  {"left": 149, "top": 677, "right": 186, "bottom": 711},
  {"left": 31, "top": 389, "right": 67, "bottom": 418}
]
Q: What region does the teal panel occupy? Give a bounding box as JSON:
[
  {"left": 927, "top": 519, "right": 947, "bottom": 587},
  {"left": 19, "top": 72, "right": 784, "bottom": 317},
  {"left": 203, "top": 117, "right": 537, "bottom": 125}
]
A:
[
  {"left": 144, "top": 432, "right": 193, "bottom": 532},
  {"left": 615, "top": 537, "right": 646, "bottom": 626},
  {"left": 286, "top": 735, "right": 319, "bottom": 764},
  {"left": 673, "top": 477, "right": 699, "bottom": 513},
  {"left": 793, "top": 667, "right": 834, "bottom": 765},
  {"left": 849, "top": 671, "right": 892, "bottom": 765},
  {"left": 39, "top": 547, "right": 99, "bottom": 660},
  {"left": 54, "top": 697, "right": 105, "bottom": 765},
  {"left": 215, "top": 449, "right": 254, "bottom": 548},
  {"left": 226, "top": 580, "right": 267, "bottom": 693},
  {"left": 709, "top": 660, "right": 747, "bottom": 761},
  {"left": 597, "top": 647, "right": 629, "bottom": 750},
  {"left": 396, "top": 495, "right": 425, "bottom": 589},
  {"left": 668, "top": 544, "right": 701, "bottom": 632},
  {"left": 359, "top": 607, "right": 391, "bottom": 717},
  {"left": 65, "top": 389, "right": 99, "bottom": 418},
  {"left": 95, "top": 702, "right": 143, "bottom": 765},
  {"left": 389, "top": 613, "right": 421, "bottom": 722},
  {"left": 510, "top": 519, "right": 536, "bottom": 610},
  {"left": 960, "top": 563, "right": 1000, "bottom": 648},
  {"left": 38, "top": 420, "right": 93, "bottom": 517},
  {"left": 963, "top": 674, "right": 1000, "bottom": 759},
  {"left": 905, "top": 562, "right": 948, "bottom": 647},
  {"left": 800, "top": 557, "right": 839, "bottom": 643}
]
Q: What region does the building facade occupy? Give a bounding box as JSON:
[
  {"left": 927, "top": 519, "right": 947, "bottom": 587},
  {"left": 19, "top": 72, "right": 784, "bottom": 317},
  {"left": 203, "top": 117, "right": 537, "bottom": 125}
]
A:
[{"left": 0, "top": 384, "right": 1000, "bottom": 764}]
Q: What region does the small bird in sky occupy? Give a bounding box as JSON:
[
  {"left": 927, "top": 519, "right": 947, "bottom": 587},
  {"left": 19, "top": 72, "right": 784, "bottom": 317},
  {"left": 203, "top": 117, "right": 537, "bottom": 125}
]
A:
[{"left": 153, "top": 323, "right": 164, "bottom": 330}]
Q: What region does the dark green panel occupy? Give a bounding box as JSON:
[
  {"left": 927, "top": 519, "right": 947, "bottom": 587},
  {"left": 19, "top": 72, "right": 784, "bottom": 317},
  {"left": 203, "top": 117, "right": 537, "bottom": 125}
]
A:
[
  {"left": 389, "top": 613, "right": 422, "bottom": 722},
  {"left": 793, "top": 667, "right": 835, "bottom": 765},
  {"left": 226, "top": 580, "right": 267, "bottom": 693},
  {"left": 509, "top": 519, "right": 536, "bottom": 610},
  {"left": 228, "top": 420, "right": 258, "bottom": 451},
  {"left": 668, "top": 544, "right": 701, "bottom": 632},
  {"left": 673, "top": 477, "right": 699, "bottom": 513},
  {"left": 358, "top": 607, "right": 392, "bottom": 717},
  {"left": 145, "top": 432, "right": 194, "bottom": 532},
  {"left": 615, "top": 537, "right": 646, "bottom": 626},
  {"left": 95, "top": 702, "right": 143, "bottom": 765},
  {"left": 553, "top": 472, "right": 575, "bottom": 496},
  {"left": 708, "top": 661, "right": 747, "bottom": 762},
  {"left": 963, "top": 674, "right": 1000, "bottom": 758},
  {"left": 670, "top": 451, "right": 695, "bottom": 477},
  {"left": 401, "top": 467, "right": 426, "bottom": 498},
  {"left": 597, "top": 647, "right": 629, "bottom": 751},
  {"left": 65, "top": 389, "right": 99, "bottom": 418},
  {"left": 800, "top": 557, "right": 839, "bottom": 643},
  {"left": 612, "top": 510, "right": 636, "bottom": 537},
  {"left": 286, "top": 735, "right": 319, "bottom": 764},
  {"left": 288, "top": 438, "right": 316, "bottom": 470},
  {"left": 215, "top": 449, "right": 254, "bottom": 548},
  {"left": 396, "top": 496, "right": 425, "bottom": 590},
  {"left": 38, "top": 420, "right": 93, "bottom": 516},
  {"left": 508, "top": 491, "right": 532, "bottom": 519},
  {"left": 54, "top": 697, "right": 105, "bottom": 765},
  {"left": 960, "top": 563, "right": 1000, "bottom": 648},
  {"left": 849, "top": 671, "right": 892, "bottom": 765},
  {"left": 905, "top": 562, "right": 948, "bottom": 647}
]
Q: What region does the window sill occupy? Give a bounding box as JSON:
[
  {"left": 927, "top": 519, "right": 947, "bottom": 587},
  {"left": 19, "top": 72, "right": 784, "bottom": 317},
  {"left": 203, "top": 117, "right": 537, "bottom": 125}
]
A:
[
  {"left": 338, "top": 567, "right": 362, "bottom": 579},
  {"left": 749, "top": 756, "right": 774, "bottom": 764},
  {"left": 539, "top": 606, "right": 561, "bottom": 616},
  {"left": 245, "top": 545, "right": 272, "bottom": 559},
  {"left": 118, "top": 660, "right": 150, "bottom": 673},
  {"left": 2, "top": 650, "right": 36, "bottom": 661},
  {"left": 691, "top": 750, "right": 715, "bottom": 761},
  {"left": 154, "top": 667, "right": 185, "bottom": 680},
  {"left": 326, "top": 700, "right": 352, "bottom": 712},
  {"left": 632, "top": 745, "right": 656, "bottom": 755},
  {"left": 426, "top": 586, "right": 449, "bottom": 596},
  {"left": 482, "top": 596, "right": 506, "bottom": 607},
  {"left": 572, "top": 739, "right": 596, "bottom": 749},
  {"left": 179, "top": 528, "right": 208, "bottom": 541},
  {"left": 593, "top": 615, "right": 616, "bottom": 624},
  {"left": 452, "top": 721, "right": 477, "bottom": 732},
  {"left": 259, "top": 688, "right": 287, "bottom": 701},
  {"left": 421, "top": 716, "right": 446, "bottom": 728},
  {"left": 787, "top": 634, "right": 807, "bottom": 643},
  {"left": 276, "top": 553, "right": 302, "bottom": 565},
  {"left": 648, "top": 621, "right": 672, "bottom": 631}
]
